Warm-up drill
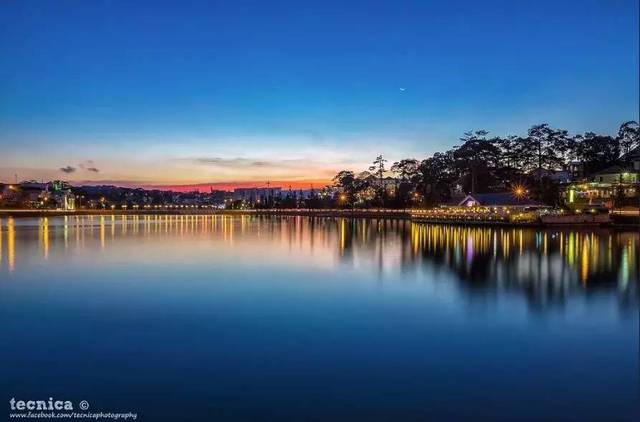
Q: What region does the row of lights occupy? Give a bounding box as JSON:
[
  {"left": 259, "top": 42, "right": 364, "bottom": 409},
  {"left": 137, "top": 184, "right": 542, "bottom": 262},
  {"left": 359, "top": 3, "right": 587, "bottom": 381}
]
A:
[
  {"left": 95, "top": 204, "right": 223, "bottom": 210},
  {"left": 413, "top": 207, "right": 516, "bottom": 215}
]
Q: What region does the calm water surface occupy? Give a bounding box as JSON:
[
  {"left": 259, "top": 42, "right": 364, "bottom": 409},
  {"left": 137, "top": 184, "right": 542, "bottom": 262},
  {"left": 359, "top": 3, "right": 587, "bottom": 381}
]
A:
[{"left": 0, "top": 215, "right": 638, "bottom": 420}]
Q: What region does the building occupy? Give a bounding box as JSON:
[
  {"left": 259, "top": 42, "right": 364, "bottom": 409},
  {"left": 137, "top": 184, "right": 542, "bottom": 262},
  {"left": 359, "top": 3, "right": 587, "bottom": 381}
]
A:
[
  {"left": 0, "top": 180, "right": 76, "bottom": 210},
  {"left": 457, "top": 193, "right": 546, "bottom": 208},
  {"left": 0, "top": 184, "right": 20, "bottom": 207},
  {"left": 590, "top": 165, "right": 638, "bottom": 184},
  {"left": 46, "top": 180, "right": 75, "bottom": 210},
  {"left": 9, "top": 181, "right": 45, "bottom": 208},
  {"left": 233, "top": 187, "right": 282, "bottom": 202},
  {"left": 622, "top": 146, "right": 640, "bottom": 171},
  {"left": 530, "top": 169, "right": 573, "bottom": 184},
  {"left": 568, "top": 161, "right": 585, "bottom": 179},
  {"left": 357, "top": 173, "right": 398, "bottom": 197},
  {"left": 561, "top": 161, "right": 639, "bottom": 209},
  {"left": 412, "top": 192, "right": 550, "bottom": 225}
]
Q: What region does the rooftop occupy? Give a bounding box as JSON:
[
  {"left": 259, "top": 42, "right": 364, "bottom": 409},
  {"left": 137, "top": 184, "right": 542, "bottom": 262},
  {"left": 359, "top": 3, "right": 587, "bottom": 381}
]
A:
[
  {"left": 458, "top": 192, "right": 544, "bottom": 207},
  {"left": 592, "top": 164, "right": 634, "bottom": 175}
]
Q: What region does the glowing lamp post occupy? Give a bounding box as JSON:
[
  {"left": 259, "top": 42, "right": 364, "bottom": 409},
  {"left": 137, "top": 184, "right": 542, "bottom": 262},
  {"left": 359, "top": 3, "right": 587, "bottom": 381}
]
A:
[
  {"left": 512, "top": 184, "right": 528, "bottom": 202},
  {"left": 339, "top": 194, "right": 347, "bottom": 208}
]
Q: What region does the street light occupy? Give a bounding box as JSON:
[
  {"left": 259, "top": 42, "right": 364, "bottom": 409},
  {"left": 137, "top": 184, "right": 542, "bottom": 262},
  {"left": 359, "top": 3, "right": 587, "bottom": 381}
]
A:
[{"left": 512, "top": 184, "right": 527, "bottom": 200}]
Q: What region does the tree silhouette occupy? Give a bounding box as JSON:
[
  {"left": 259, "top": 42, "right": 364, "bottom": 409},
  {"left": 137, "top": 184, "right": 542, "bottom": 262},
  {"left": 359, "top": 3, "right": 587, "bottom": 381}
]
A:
[
  {"left": 328, "top": 121, "right": 635, "bottom": 208},
  {"left": 617, "top": 121, "right": 639, "bottom": 155},
  {"left": 574, "top": 132, "right": 620, "bottom": 174},
  {"left": 452, "top": 130, "right": 500, "bottom": 194},
  {"left": 369, "top": 155, "right": 388, "bottom": 206}
]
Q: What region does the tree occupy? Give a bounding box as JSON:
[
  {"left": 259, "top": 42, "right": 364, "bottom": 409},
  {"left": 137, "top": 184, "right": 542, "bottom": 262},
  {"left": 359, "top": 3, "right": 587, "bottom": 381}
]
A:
[
  {"left": 418, "top": 152, "right": 456, "bottom": 205},
  {"left": 617, "top": 121, "right": 639, "bottom": 156},
  {"left": 452, "top": 130, "right": 501, "bottom": 194},
  {"left": 512, "top": 124, "right": 570, "bottom": 199},
  {"left": 574, "top": 132, "right": 620, "bottom": 174},
  {"left": 368, "top": 155, "right": 388, "bottom": 206},
  {"left": 332, "top": 170, "right": 356, "bottom": 206},
  {"left": 354, "top": 172, "right": 376, "bottom": 207},
  {"left": 391, "top": 159, "right": 420, "bottom": 206},
  {"left": 495, "top": 135, "right": 526, "bottom": 187},
  {"left": 521, "top": 124, "right": 570, "bottom": 174},
  {"left": 391, "top": 159, "right": 419, "bottom": 182},
  {"left": 333, "top": 170, "right": 355, "bottom": 191}
]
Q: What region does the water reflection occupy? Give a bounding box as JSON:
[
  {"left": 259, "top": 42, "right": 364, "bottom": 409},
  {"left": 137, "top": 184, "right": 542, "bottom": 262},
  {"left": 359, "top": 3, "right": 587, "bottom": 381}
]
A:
[
  {"left": 7, "top": 218, "right": 15, "bottom": 272},
  {"left": 0, "top": 215, "right": 637, "bottom": 309},
  {"left": 410, "top": 224, "right": 638, "bottom": 309}
]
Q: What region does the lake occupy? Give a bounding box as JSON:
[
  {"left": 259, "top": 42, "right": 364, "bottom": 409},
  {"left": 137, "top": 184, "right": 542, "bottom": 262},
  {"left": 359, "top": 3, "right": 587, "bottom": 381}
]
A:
[{"left": 1, "top": 215, "right": 638, "bottom": 420}]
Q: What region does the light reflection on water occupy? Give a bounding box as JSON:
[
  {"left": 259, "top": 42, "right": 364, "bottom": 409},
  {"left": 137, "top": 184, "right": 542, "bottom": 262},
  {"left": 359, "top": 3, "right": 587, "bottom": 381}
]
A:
[
  {"left": 0, "top": 215, "right": 638, "bottom": 420},
  {"left": 1, "top": 214, "right": 637, "bottom": 310}
]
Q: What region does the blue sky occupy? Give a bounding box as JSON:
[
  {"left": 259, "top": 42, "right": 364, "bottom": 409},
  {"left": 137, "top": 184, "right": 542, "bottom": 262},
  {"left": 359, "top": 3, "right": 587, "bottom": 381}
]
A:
[{"left": 0, "top": 0, "right": 638, "bottom": 187}]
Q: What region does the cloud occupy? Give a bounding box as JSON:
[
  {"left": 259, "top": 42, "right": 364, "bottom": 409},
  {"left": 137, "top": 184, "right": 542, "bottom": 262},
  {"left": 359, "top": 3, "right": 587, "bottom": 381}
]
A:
[
  {"left": 190, "top": 157, "right": 272, "bottom": 168},
  {"left": 78, "top": 160, "right": 97, "bottom": 172},
  {"left": 79, "top": 160, "right": 98, "bottom": 172},
  {"left": 60, "top": 166, "right": 76, "bottom": 174},
  {"left": 187, "top": 157, "right": 328, "bottom": 170},
  {"left": 170, "top": 156, "right": 354, "bottom": 180}
]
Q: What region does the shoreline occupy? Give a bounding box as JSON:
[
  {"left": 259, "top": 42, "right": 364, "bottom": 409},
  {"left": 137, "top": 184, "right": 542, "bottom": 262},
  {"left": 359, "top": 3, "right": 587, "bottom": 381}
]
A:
[
  {"left": 0, "top": 208, "right": 413, "bottom": 219},
  {"left": 0, "top": 208, "right": 637, "bottom": 228}
]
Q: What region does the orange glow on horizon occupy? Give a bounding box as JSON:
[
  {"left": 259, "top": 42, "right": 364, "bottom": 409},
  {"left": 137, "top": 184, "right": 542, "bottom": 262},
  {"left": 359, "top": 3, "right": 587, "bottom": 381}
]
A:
[{"left": 141, "top": 179, "right": 333, "bottom": 192}]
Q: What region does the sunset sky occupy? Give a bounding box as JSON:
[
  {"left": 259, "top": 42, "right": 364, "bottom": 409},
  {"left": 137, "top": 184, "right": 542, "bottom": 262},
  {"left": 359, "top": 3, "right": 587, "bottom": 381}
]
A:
[{"left": 1, "top": 0, "right": 638, "bottom": 191}]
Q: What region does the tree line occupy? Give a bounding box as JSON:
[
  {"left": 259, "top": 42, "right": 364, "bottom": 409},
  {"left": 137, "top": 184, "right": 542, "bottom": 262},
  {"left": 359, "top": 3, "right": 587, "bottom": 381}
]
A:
[{"left": 331, "top": 121, "right": 639, "bottom": 208}]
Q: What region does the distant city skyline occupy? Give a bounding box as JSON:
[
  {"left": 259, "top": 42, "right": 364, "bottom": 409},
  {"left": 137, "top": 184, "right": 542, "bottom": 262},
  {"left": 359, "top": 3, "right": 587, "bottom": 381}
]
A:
[{"left": 1, "top": 0, "right": 638, "bottom": 190}]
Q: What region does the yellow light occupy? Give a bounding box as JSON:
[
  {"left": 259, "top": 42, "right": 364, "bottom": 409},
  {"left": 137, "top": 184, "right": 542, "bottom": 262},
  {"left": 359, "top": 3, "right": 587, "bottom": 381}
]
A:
[{"left": 512, "top": 184, "right": 526, "bottom": 199}]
